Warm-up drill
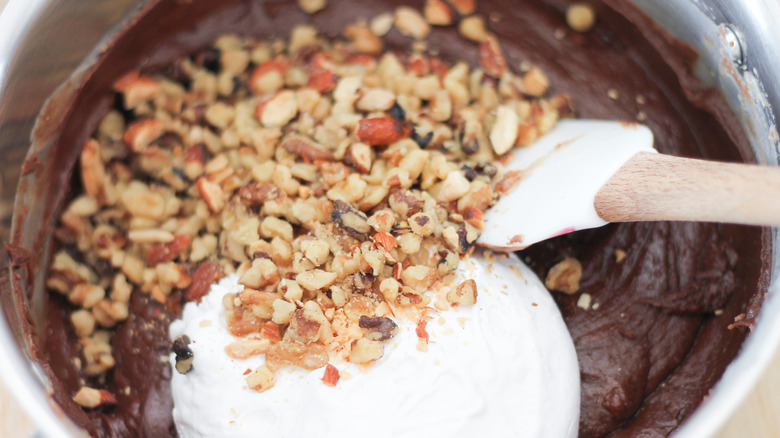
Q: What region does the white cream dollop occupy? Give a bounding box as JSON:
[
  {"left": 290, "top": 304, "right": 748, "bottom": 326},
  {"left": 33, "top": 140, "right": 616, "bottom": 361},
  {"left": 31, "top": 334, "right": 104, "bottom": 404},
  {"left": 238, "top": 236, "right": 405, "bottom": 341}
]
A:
[{"left": 169, "top": 253, "right": 579, "bottom": 438}]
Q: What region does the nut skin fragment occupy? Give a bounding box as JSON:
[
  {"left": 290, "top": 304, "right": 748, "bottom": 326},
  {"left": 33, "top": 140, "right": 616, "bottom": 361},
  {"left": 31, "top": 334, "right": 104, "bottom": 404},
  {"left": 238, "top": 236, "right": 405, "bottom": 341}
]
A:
[
  {"left": 321, "top": 364, "right": 340, "bottom": 386},
  {"left": 545, "top": 257, "right": 583, "bottom": 294}
]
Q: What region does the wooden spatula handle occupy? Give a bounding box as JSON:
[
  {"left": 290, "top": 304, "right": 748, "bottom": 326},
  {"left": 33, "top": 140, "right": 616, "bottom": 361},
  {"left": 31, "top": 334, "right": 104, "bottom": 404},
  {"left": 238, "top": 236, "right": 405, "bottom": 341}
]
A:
[{"left": 595, "top": 151, "right": 780, "bottom": 226}]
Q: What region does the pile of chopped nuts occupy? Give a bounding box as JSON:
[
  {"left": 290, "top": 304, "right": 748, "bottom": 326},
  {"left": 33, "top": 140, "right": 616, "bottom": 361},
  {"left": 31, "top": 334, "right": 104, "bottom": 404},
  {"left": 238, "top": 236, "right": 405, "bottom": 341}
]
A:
[{"left": 49, "top": 0, "right": 573, "bottom": 404}]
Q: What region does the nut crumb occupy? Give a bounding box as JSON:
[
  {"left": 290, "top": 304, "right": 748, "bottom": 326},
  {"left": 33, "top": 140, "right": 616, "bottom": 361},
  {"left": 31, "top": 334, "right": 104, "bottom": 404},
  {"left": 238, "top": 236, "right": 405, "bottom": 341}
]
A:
[{"left": 545, "top": 257, "right": 583, "bottom": 294}]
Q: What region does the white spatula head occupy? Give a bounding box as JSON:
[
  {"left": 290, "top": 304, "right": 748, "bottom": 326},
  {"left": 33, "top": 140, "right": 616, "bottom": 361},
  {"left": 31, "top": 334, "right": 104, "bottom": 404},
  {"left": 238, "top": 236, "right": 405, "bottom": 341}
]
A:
[{"left": 479, "top": 119, "right": 655, "bottom": 251}]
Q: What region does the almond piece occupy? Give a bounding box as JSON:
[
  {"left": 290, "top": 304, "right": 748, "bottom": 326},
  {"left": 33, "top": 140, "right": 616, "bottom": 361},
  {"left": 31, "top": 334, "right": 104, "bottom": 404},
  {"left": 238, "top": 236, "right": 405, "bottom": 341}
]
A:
[
  {"left": 395, "top": 6, "right": 431, "bottom": 40},
  {"left": 357, "top": 117, "right": 407, "bottom": 145},
  {"left": 459, "top": 15, "right": 488, "bottom": 42},
  {"left": 489, "top": 105, "right": 519, "bottom": 155}
]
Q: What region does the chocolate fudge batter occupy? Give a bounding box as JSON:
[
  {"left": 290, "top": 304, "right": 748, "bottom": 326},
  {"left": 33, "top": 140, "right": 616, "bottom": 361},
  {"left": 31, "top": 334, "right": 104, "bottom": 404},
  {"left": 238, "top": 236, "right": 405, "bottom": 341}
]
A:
[{"left": 21, "top": 0, "right": 767, "bottom": 437}]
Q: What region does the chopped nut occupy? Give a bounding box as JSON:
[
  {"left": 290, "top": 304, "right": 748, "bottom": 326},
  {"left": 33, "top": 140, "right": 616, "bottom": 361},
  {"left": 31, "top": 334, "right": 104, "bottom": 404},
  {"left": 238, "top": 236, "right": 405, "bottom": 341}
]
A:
[
  {"left": 296, "top": 269, "right": 338, "bottom": 291},
  {"left": 459, "top": 15, "right": 488, "bottom": 42},
  {"left": 344, "top": 142, "right": 373, "bottom": 174},
  {"left": 395, "top": 6, "right": 431, "bottom": 40},
  {"left": 123, "top": 118, "right": 164, "bottom": 152},
  {"left": 259, "top": 90, "right": 299, "bottom": 127},
  {"left": 424, "top": 0, "right": 456, "bottom": 26},
  {"left": 490, "top": 105, "right": 519, "bottom": 155},
  {"left": 522, "top": 66, "right": 550, "bottom": 97},
  {"left": 271, "top": 299, "right": 297, "bottom": 324},
  {"left": 356, "top": 89, "right": 396, "bottom": 113},
  {"left": 344, "top": 24, "right": 384, "bottom": 55},
  {"left": 446, "top": 279, "right": 477, "bottom": 305},
  {"left": 566, "top": 3, "right": 596, "bottom": 33},
  {"left": 71, "top": 310, "right": 97, "bottom": 338},
  {"left": 545, "top": 257, "right": 583, "bottom": 294},
  {"left": 302, "top": 239, "right": 330, "bottom": 266},
  {"left": 80, "top": 140, "right": 106, "bottom": 201},
  {"left": 438, "top": 171, "right": 471, "bottom": 202},
  {"left": 113, "top": 71, "right": 160, "bottom": 109},
  {"left": 239, "top": 258, "right": 280, "bottom": 289},
  {"left": 331, "top": 200, "right": 371, "bottom": 237},
  {"left": 72, "top": 387, "right": 117, "bottom": 409},
  {"left": 577, "top": 292, "right": 592, "bottom": 310},
  {"left": 478, "top": 34, "right": 507, "bottom": 78},
  {"left": 401, "top": 265, "right": 438, "bottom": 292},
  {"left": 359, "top": 315, "right": 399, "bottom": 341},
  {"left": 370, "top": 13, "right": 395, "bottom": 37},
  {"left": 298, "top": 0, "right": 326, "bottom": 14},
  {"left": 246, "top": 365, "right": 276, "bottom": 392},
  {"left": 446, "top": 0, "right": 476, "bottom": 15},
  {"left": 196, "top": 177, "right": 227, "bottom": 213},
  {"left": 349, "top": 337, "right": 384, "bottom": 363},
  {"left": 282, "top": 135, "right": 334, "bottom": 162},
  {"left": 261, "top": 216, "right": 294, "bottom": 242}
]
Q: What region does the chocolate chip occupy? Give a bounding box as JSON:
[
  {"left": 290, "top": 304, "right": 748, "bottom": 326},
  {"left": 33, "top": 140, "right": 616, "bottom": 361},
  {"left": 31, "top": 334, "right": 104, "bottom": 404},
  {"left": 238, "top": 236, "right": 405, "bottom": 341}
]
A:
[
  {"left": 411, "top": 129, "right": 433, "bottom": 148},
  {"left": 390, "top": 102, "right": 406, "bottom": 121},
  {"left": 172, "top": 334, "right": 194, "bottom": 374}
]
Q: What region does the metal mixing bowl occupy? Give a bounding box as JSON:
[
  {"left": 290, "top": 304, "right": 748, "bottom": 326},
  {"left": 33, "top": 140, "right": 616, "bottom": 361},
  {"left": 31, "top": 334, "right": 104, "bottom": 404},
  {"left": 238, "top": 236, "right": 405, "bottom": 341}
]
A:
[{"left": 0, "top": 1, "right": 777, "bottom": 437}]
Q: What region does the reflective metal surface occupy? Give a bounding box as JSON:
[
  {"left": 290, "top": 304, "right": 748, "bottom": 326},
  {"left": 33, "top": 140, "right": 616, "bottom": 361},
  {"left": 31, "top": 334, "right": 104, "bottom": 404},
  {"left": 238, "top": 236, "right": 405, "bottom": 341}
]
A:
[{"left": 0, "top": 1, "right": 777, "bottom": 437}]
